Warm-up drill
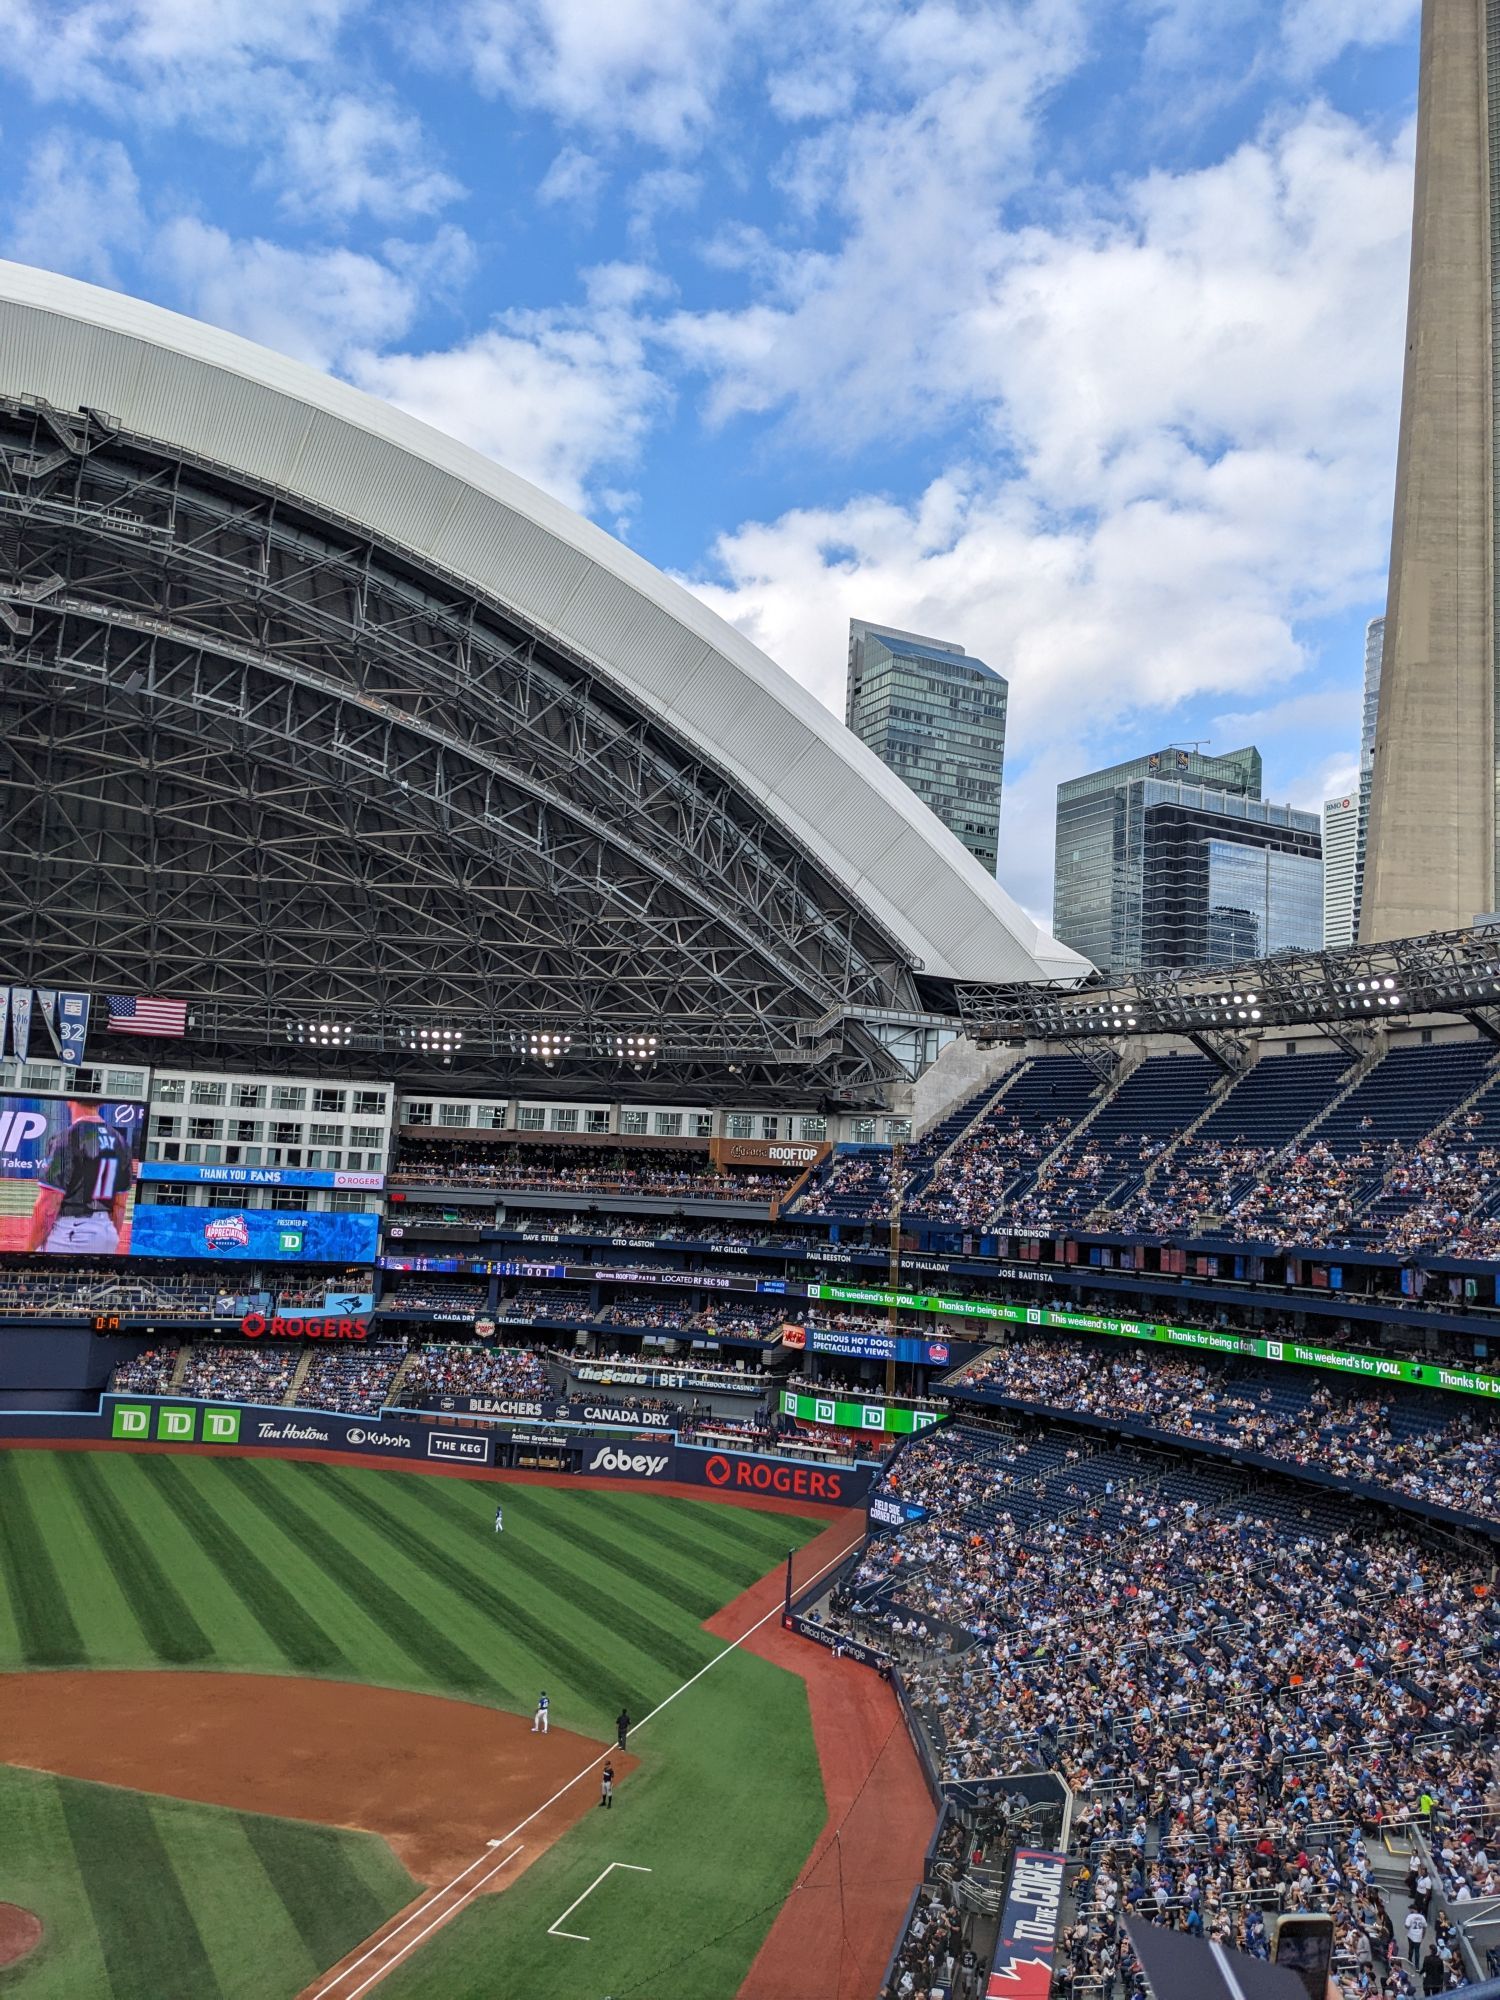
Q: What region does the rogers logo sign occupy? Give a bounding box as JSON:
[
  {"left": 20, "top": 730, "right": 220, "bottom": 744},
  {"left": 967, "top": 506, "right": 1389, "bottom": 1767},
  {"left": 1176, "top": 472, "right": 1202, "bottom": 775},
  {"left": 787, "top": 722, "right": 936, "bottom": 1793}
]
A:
[
  {"left": 241, "top": 1314, "right": 369, "bottom": 1341},
  {"left": 588, "top": 1446, "right": 669, "bottom": 1478},
  {"left": 699, "top": 1453, "right": 844, "bottom": 1502}
]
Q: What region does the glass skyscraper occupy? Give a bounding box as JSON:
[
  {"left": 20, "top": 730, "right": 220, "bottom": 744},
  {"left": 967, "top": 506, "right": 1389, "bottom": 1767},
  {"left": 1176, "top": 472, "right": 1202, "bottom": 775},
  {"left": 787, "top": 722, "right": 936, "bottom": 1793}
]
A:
[
  {"left": 1323, "top": 615, "right": 1384, "bottom": 948},
  {"left": 846, "top": 619, "right": 1008, "bottom": 875},
  {"left": 1054, "top": 746, "right": 1322, "bottom": 975}
]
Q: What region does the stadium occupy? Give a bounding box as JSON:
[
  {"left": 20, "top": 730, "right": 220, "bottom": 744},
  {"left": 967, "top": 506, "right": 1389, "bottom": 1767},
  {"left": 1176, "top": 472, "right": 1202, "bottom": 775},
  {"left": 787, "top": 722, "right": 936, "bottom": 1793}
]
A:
[{"left": 2, "top": 38, "right": 1500, "bottom": 1995}]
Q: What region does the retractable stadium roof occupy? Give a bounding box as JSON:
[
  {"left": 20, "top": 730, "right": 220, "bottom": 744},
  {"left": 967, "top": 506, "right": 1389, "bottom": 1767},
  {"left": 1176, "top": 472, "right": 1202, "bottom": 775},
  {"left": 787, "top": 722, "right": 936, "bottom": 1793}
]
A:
[{"left": 0, "top": 261, "right": 1088, "bottom": 1094}]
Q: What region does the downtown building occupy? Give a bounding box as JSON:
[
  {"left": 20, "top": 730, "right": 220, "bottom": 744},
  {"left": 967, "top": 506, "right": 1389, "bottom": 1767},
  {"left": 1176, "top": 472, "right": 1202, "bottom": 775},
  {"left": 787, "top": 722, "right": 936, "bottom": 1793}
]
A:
[
  {"left": 846, "top": 619, "right": 1008, "bottom": 875},
  {"left": 1362, "top": 2, "right": 1498, "bottom": 938},
  {"left": 1323, "top": 615, "right": 1385, "bottom": 948},
  {"left": 1054, "top": 746, "right": 1323, "bottom": 977}
]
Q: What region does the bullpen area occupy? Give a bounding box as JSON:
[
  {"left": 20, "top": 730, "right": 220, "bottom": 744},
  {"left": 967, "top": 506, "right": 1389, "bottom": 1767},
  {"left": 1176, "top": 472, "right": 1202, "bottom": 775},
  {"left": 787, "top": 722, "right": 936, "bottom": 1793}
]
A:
[{"left": 0, "top": 1449, "right": 869, "bottom": 1999}]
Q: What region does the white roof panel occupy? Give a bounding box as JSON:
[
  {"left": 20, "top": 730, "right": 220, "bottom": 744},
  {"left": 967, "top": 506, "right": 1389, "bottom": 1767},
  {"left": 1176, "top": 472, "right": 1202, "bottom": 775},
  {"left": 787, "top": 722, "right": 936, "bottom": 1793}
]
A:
[{"left": 0, "top": 259, "right": 1090, "bottom": 986}]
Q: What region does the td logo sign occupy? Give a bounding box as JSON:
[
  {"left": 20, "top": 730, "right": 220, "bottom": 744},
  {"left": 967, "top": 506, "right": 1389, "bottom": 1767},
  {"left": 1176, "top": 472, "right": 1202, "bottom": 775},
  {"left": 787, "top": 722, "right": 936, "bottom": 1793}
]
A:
[{"left": 110, "top": 1404, "right": 242, "bottom": 1444}]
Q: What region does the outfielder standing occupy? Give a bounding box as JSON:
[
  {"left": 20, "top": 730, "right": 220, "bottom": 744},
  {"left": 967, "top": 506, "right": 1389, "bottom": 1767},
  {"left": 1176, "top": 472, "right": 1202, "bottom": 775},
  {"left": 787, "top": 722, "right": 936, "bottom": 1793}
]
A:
[
  {"left": 494, "top": 1502, "right": 504, "bottom": 1535},
  {"left": 532, "top": 1690, "right": 549, "bottom": 1734}
]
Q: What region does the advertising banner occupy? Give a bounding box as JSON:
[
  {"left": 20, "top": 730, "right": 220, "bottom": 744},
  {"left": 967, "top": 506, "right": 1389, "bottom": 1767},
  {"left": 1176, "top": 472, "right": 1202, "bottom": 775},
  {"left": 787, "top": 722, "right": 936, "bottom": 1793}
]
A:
[
  {"left": 102, "top": 1397, "right": 493, "bottom": 1465},
  {"left": 780, "top": 1388, "right": 941, "bottom": 1436},
  {"left": 132, "top": 1206, "right": 380, "bottom": 1264},
  {"left": 564, "top": 1399, "right": 675, "bottom": 1430},
  {"left": 680, "top": 1443, "right": 874, "bottom": 1505},
  {"left": 868, "top": 1493, "right": 930, "bottom": 1529},
  {"left": 141, "top": 1163, "right": 385, "bottom": 1191},
  {"left": 790, "top": 1616, "right": 889, "bottom": 1669},
  {"left": 790, "top": 1324, "right": 952, "bottom": 1366},
  {"left": 429, "top": 1394, "right": 552, "bottom": 1422},
  {"left": 987, "top": 1850, "right": 1067, "bottom": 2000},
  {"left": 0, "top": 1093, "right": 148, "bottom": 1256},
  {"left": 804, "top": 1281, "right": 1500, "bottom": 1405},
  {"left": 580, "top": 1441, "right": 676, "bottom": 1480}
]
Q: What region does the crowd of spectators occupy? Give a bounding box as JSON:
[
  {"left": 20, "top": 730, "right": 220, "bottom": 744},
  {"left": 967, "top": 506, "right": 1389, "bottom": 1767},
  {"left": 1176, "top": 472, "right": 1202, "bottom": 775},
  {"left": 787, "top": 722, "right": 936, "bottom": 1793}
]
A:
[
  {"left": 792, "top": 1153, "right": 903, "bottom": 1221},
  {"left": 390, "top": 1139, "right": 792, "bottom": 1201},
  {"left": 175, "top": 1342, "right": 300, "bottom": 1404},
  {"left": 856, "top": 1424, "right": 1500, "bottom": 1840},
  {"left": 950, "top": 1333, "right": 1500, "bottom": 1528},
  {"left": 846, "top": 1420, "right": 1500, "bottom": 1991},
  {"left": 400, "top": 1341, "right": 553, "bottom": 1403},
  {"left": 0, "top": 1264, "right": 217, "bottom": 1317},
  {"left": 297, "top": 1344, "right": 407, "bottom": 1415},
  {"left": 109, "top": 1345, "right": 179, "bottom": 1394}
]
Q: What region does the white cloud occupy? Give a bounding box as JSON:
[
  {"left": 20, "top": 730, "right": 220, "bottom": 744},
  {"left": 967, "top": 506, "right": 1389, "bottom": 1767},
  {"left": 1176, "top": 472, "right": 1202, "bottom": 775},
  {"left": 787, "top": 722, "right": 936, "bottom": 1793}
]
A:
[
  {"left": 349, "top": 285, "right": 667, "bottom": 510},
  {"left": 1280, "top": 0, "right": 1420, "bottom": 79},
  {"left": 451, "top": 0, "right": 767, "bottom": 151},
  {"left": 4, "top": 129, "right": 145, "bottom": 285},
  {"left": 0, "top": 1, "right": 458, "bottom": 223},
  {"left": 272, "top": 94, "right": 463, "bottom": 222},
  {"left": 679, "top": 105, "right": 1414, "bottom": 918},
  {"left": 538, "top": 145, "right": 607, "bottom": 212},
  {"left": 154, "top": 217, "right": 425, "bottom": 368}
]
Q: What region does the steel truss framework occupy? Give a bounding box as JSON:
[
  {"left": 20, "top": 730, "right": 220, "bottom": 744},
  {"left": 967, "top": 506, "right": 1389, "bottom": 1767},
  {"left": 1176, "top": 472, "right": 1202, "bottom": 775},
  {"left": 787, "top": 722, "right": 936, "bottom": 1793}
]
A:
[
  {"left": 958, "top": 925, "right": 1500, "bottom": 1047},
  {"left": 0, "top": 400, "right": 942, "bottom": 1099}
]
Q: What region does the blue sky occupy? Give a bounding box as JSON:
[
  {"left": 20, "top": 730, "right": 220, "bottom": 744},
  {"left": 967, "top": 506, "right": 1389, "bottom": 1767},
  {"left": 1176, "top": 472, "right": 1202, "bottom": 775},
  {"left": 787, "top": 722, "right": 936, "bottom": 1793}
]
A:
[{"left": 0, "top": 0, "right": 1421, "bottom": 921}]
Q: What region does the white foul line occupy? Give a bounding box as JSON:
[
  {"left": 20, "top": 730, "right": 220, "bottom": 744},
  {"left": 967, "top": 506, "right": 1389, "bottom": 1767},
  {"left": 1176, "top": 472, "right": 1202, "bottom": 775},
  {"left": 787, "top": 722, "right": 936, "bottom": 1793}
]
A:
[
  {"left": 333, "top": 1845, "right": 526, "bottom": 2000},
  {"left": 547, "top": 1862, "right": 653, "bottom": 1942},
  {"left": 311, "top": 1520, "right": 864, "bottom": 2000}
]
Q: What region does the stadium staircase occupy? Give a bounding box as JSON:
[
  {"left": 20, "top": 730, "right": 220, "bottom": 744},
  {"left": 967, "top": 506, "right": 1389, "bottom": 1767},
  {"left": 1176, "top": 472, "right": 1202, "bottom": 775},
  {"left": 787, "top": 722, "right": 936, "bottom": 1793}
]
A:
[
  {"left": 1345, "top": 1047, "right": 1500, "bottom": 1241},
  {"left": 383, "top": 1349, "right": 421, "bottom": 1410},
  {"left": 284, "top": 1351, "right": 315, "bottom": 1406},
  {"left": 900, "top": 1064, "right": 1037, "bottom": 1208},
  {"left": 1084, "top": 1053, "right": 1255, "bottom": 1226},
  {"left": 993, "top": 1051, "right": 1143, "bottom": 1207},
  {"left": 168, "top": 1345, "right": 191, "bottom": 1391}
]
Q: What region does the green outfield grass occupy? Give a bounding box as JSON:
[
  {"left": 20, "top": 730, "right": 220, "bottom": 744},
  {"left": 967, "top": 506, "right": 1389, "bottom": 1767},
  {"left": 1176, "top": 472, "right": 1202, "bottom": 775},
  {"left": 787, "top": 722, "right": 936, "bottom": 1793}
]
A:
[
  {"left": 0, "top": 1764, "right": 416, "bottom": 1998},
  {"left": 0, "top": 1451, "right": 831, "bottom": 1998}
]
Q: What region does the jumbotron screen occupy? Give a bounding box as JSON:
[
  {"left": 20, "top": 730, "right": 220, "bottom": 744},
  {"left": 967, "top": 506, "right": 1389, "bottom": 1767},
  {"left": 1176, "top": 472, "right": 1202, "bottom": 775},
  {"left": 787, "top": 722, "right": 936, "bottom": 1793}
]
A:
[{"left": 0, "top": 1093, "right": 147, "bottom": 1256}]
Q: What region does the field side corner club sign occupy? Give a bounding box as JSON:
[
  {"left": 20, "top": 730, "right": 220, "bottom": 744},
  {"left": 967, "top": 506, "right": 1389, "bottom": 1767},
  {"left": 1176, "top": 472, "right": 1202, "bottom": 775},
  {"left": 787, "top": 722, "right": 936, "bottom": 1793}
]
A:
[
  {"left": 780, "top": 1388, "right": 940, "bottom": 1435},
  {"left": 804, "top": 1282, "right": 1500, "bottom": 1405}
]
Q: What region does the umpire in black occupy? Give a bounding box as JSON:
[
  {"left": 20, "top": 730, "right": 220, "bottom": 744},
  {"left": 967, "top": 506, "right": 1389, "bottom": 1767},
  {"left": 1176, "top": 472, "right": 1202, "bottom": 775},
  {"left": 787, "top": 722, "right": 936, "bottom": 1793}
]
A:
[{"left": 616, "top": 1707, "right": 631, "bottom": 1750}]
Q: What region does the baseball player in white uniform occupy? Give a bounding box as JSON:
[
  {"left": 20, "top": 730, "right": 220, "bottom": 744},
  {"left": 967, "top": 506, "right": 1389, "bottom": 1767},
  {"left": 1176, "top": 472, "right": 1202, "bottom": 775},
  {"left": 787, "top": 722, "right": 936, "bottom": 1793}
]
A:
[{"left": 532, "top": 1691, "right": 549, "bottom": 1734}]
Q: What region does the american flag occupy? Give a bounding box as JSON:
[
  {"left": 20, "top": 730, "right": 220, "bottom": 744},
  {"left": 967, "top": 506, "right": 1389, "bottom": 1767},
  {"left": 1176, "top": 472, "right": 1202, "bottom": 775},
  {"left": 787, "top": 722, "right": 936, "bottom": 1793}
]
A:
[{"left": 106, "top": 994, "right": 188, "bottom": 1037}]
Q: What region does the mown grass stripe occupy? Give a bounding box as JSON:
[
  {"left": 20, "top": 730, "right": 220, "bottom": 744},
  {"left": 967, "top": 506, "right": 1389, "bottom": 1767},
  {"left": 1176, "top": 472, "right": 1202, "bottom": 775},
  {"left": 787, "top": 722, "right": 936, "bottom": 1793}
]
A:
[
  {"left": 214, "top": 1457, "right": 500, "bottom": 1698},
  {"left": 298, "top": 1466, "right": 623, "bottom": 1713},
  {"left": 56, "top": 1451, "right": 214, "bottom": 1665},
  {"left": 399, "top": 1475, "right": 706, "bottom": 1683},
  {"left": 239, "top": 1812, "right": 397, "bottom": 1968},
  {"left": 60, "top": 1779, "right": 222, "bottom": 1999},
  {"left": 523, "top": 1505, "right": 727, "bottom": 1620},
  {"left": 574, "top": 1490, "right": 800, "bottom": 1584},
  {"left": 130, "top": 1454, "right": 353, "bottom": 1678},
  {"left": 647, "top": 1492, "right": 825, "bottom": 1561},
  {"left": 0, "top": 1452, "right": 87, "bottom": 1664}
]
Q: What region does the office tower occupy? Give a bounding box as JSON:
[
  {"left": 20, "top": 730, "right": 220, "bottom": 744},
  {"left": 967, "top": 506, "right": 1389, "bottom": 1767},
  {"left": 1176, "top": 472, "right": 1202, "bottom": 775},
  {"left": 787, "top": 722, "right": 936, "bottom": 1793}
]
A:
[
  {"left": 1362, "top": 2, "right": 1493, "bottom": 939},
  {"left": 1325, "top": 616, "right": 1386, "bottom": 949},
  {"left": 1354, "top": 615, "right": 1384, "bottom": 936},
  {"left": 1054, "top": 746, "right": 1321, "bottom": 975},
  {"left": 846, "top": 619, "right": 1008, "bottom": 874},
  {"left": 1323, "top": 790, "right": 1360, "bottom": 948}
]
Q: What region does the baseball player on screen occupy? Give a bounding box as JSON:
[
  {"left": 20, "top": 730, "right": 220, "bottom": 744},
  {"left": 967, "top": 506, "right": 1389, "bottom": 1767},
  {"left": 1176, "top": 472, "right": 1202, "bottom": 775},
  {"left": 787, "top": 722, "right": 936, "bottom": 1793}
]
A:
[{"left": 27, "top": 1102, "right": 136, "bottom": 1255}]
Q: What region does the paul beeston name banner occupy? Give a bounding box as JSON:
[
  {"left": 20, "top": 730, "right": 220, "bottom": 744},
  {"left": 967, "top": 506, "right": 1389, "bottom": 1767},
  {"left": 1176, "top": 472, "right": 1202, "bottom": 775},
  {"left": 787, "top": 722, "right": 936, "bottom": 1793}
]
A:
[{"left": 803, "top": 1282, "right": 1500, "bottom": 1403}]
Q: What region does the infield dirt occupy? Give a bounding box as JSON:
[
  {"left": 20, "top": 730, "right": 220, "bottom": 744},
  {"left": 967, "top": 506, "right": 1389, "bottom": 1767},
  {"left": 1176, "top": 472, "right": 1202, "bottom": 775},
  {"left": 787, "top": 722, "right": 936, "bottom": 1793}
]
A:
[{"left": 0, "top": 1671, "right": 625, "bottom": 1887}]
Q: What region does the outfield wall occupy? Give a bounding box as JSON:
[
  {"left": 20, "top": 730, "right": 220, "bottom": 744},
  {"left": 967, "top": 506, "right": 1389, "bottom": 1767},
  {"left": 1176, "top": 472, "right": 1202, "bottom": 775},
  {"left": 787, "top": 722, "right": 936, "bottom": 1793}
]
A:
[{"left": 0, "top": 1395, "right": 877, "bottom": 1503}]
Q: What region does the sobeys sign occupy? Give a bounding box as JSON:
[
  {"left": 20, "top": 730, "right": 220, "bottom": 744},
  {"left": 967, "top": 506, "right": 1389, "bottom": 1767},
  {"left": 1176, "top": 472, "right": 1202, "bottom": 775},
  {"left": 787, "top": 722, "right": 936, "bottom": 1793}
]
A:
[
  {"left": 803, "top": 1282, "right": 1500, "bottom": 1404},
  {"left": 780, "top": 1389, "right": 941, "bottom": 1435}
]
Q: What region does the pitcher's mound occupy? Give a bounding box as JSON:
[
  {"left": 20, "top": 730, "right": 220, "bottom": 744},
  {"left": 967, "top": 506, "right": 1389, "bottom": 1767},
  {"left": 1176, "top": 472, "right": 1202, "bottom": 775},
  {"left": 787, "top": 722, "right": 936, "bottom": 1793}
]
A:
[{"left": 0, "top": 1904, "right": 42, "bottom": 1968}]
